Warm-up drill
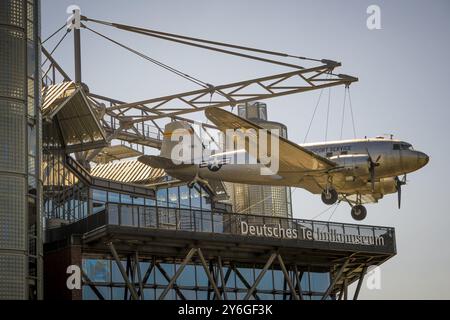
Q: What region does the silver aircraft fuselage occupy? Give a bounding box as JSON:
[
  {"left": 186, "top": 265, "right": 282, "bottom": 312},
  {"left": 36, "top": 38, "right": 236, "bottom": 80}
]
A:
[{"left": 166, "top": 137, "right": 429, "bottom": 196}]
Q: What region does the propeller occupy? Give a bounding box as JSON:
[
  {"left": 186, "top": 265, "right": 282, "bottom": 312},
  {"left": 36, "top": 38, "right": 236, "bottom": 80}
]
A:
[
  {"left": 366, "top": 149, "right": 381, "bottom": 191},
  {"left": 395, "top": 175, "right": 407, "bottom": 209}
]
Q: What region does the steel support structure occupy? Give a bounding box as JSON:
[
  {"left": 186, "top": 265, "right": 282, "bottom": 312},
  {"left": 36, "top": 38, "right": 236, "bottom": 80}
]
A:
[
  {"left": 321, "top": 256, "right": 351, "bottom": 300},
  {"left": 107, "top": 242, "right": 139, "bottom": 300},
  {"left": 353, "top": 265, "right": 368, "bottom": 300}
]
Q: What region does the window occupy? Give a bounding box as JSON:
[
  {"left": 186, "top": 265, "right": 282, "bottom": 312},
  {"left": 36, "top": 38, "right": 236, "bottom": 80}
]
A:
[
  {"left": 393, "top": 144, "right": 400, "bottom": 150},
  {"left": 326, "top": 152, "right": 333, "bottom": 158},
  {"left": 120, "top": 205, "right": 133, "bottom": 226},
  {"left": 168, "top": 187, "right": 179, "bottom": 208},
  {"left": 190, "top": 187, "right": 201, "bottom": 209},
  {"left": 83, "top": 259, "right": 110, "bottom": 283},
  {"left": 179, "top": 185, "right": 190, "bottom": 208},
  {"left": 108, "top": 192, "right": 120, "bottom": 203},
  {"left": 92, "top": 189, "right": 107, "bottom": 214},
  {"left": 401, "top": 143, "right": 412, "bottom": 150},
  {"left": 310, "top": 272, "right": 330, "bottom": 293},
  {"left": 157, "top": 189, "right": 168, "bottom": 207},
  {"left": 177, "top": 264, "right": 195, "bottom": 286}
]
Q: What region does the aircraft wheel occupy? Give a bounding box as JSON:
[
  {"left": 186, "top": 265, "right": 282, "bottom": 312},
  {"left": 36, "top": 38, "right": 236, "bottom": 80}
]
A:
[
  {"left": 321, "top": 188, "right": 338, "bottom": 205},
  {"left": 351, "top": 205, "right": 367, "bottom": 221}
]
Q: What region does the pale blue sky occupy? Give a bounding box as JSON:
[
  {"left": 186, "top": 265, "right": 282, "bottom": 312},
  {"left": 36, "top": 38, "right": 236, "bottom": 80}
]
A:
[{"left": 42, "top": 0, "right": 450, "bottom": 299}]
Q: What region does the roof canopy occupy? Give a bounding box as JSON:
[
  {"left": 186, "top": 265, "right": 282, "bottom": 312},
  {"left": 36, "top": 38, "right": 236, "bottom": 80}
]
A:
[{"left": 42, "top": 81, "right": 107, "bottom": 152}]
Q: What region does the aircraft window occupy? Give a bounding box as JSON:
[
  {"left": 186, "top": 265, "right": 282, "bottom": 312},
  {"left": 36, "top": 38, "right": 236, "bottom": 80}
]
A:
[
  {"left": 393, "top": 144, "right": 400, "bottom": 150},
  {"left": 401, "top": 143, "right": 412, "bottom": 150}
]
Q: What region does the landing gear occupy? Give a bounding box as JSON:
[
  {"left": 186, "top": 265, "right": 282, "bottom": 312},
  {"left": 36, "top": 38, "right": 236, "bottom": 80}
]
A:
[
  {"left": 187, "top": 181, "right": 195, "bottom": 189},
  {"left": 321, "top": 188, "right": 338, "bottom": 205},
  {"left": 351, "top": 205, "right": 367, "bottom": 221}
]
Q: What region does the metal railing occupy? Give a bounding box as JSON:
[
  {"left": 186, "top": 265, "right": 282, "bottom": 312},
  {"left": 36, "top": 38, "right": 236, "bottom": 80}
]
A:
[{"left": 58, "top": 203, "right": 395, "bottom": 253}]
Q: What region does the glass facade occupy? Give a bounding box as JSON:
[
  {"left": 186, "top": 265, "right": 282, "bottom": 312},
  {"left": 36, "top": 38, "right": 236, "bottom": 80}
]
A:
[
  {"left": 81, "top": 257, "right": 331, "bottom": 300},
  {"left": 0, "top": 0, "right": 42, "bottom": 299}
]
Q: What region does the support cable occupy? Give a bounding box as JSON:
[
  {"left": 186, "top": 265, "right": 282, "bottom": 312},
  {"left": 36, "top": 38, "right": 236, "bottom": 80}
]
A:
[
  {"left": 81, "top": 16, "right": 337, "bottom": 70},
  {"left": 303, "top": 88, "right": 324, "bottom": 143},
  {"left": 339, "top": 88, "right": 347, "bottom": 139},
  {"left": 347, "top": 87, "right": 357, "bottom": 138},
  {"left": 311, "top": 203, "right": 338, "bottom": 220},
  {"left": 84, "top": 25, "right": 210, "bottom": 89},
  {"left": 325, "top": 85, "right": 331, "bottom": 141},
  {"left": 84, "top": 16, "right": 320, "bottom": 63},
  {"left": 41, "top": 29, "right": 70, "bottom": 67},
  {"left": 41, "top": 23, "right": 66, "bottom": 44}
]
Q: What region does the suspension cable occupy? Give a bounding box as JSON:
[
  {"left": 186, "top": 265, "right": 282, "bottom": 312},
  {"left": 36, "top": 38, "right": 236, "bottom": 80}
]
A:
[
  {"left": 84, "top": 16, "right": 321, "bottom": 62},
  {"left": 310, "top": 203, "right": 338, "bottom": 220},
  {"left": 339, "top": 88, "right": 347, "bottom": 139},
  {"left": 304, "top": 88, "right": 324, "bottom": 143},
  {"left": 347, "top": 87, "right": 357, "bottom": 138},
  {"left": 81, "top": 16, "right": 332, "bottom": 70},
  {"left": 84, "top": 25, "right": 211, "bottom": 89},
  {"left": 325, "top": 80, "right": 332, "bottom": 141},
  {"left": 41, "top": 29, "right": 70, "bottom": 72},
  {"left": 41, "top": 23, "right": 66, "bottom": 45}
]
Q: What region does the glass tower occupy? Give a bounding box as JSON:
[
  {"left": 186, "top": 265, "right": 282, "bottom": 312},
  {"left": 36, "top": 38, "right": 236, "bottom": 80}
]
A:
[
  {"left": 226, "top": 102, "right": 292, "bottom": 218},
  {"left": 0, "top": 0, "right": 42, "bottom": 299}
]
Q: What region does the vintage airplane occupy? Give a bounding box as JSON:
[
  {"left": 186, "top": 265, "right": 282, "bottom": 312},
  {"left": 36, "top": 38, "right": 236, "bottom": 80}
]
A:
[{"left": 138, "top": 108, "right": 429, "bottom": 220}]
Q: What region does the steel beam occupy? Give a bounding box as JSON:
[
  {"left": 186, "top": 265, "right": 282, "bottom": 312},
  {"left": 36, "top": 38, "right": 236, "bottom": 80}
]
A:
[
  {"left": 135, "top": 251, "right": 144, "bottom": 300},
  {"left": 136, "top": 258, "right": 154, "bottom": 298},
  {"left": 81, "top": 269, "right": 105, "bottom": 300},
  {"left": 197, "top": 248, "right": 222, "bottom": 300},
  {"left": 155, "top": 262, "right": 187, "bottom": 300},
  {"left": 107, "top": 242, "right": 139, "bottom": 300},
  {"left": 353, "top": 265, "right": 368, "bottom": 300},
  {"left": 277, "top": 254, "right": 299, "bottom": 300},
  {"left": 244, "top": 252, "right": 277, "bottom": 300},
  {"left": 293, "top": 265, "right": 304, "bottom": 300},
  {"left": 158, "top": 247, "right": 197, "bottom": 300},
  {"left": 217, "top": 256, "right": 228, "bottom": 300},
  {"left": 321, "top": 257, "right": 351, "bottom": 300},
  {"left": 343, "top": 278, "right": 348, "bottom": 300}
]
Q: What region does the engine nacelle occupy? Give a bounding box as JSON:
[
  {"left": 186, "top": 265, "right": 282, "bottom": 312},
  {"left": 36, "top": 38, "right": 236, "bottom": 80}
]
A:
[
  {"left": 329, "top": 154, "right": 371, "bottom": 177},
  {"left": 368, "top": 177, "right": 397, "bottom": 195}
]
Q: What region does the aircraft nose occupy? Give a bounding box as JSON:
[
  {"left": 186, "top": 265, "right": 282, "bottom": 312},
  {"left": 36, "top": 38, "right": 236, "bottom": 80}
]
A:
[{"left": 417, "top": 151, "right": 429, "bottom": 168}]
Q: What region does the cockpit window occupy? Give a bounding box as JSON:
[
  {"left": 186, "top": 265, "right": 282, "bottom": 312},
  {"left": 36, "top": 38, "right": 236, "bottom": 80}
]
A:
[{"left": 394, "top": 143, "right": 413, "bottom": 150}]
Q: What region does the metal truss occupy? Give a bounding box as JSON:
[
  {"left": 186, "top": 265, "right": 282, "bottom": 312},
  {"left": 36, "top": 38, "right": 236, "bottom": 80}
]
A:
[
  {"left": 83, "top": 63, "right": 356, "bottom": 159},
  {"left": 42, "top": 38, "right": 357, "bottom": 164},
  {"left": 101, "top": 64, "right": 356, "bottom": 124},
  {"left": 101, "top": 243, "right": 319, "bottom": 301}
]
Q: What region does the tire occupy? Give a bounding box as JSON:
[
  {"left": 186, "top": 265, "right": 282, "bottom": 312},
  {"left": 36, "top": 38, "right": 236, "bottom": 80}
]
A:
[
  {"left": 321, "top": 188, "right": 338, "bottom": 205},
  {"left": 351, "top": 205, "right": 367, "bottom": 221}
]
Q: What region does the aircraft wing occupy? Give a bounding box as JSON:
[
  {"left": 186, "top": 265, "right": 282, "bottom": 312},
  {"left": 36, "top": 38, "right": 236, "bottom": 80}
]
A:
[{"left": 205, "top": 108, "right": 336, "bottom": 175}]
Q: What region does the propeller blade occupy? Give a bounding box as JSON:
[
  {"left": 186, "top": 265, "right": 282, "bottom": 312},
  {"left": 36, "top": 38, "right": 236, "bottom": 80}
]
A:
[
  {"left": 366, "top": 149, "right": 381, "bottom": 192},
  {"left": 370, "top": 166, "right": 375, "bottom": 191},
  {"left": 395, "top": 176, "right": 406, "bottom": 209}
]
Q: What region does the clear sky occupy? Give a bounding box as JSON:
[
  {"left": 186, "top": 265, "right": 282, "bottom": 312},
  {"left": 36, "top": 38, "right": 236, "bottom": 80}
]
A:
[{"left": 41, "top": 0, "right": 450, "bottom": 299}]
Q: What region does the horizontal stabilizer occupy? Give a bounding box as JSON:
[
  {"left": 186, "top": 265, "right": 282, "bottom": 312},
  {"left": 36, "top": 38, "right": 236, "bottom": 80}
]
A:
[{"left": 138, "top": 155, "right": 192, "bottom": 170}]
